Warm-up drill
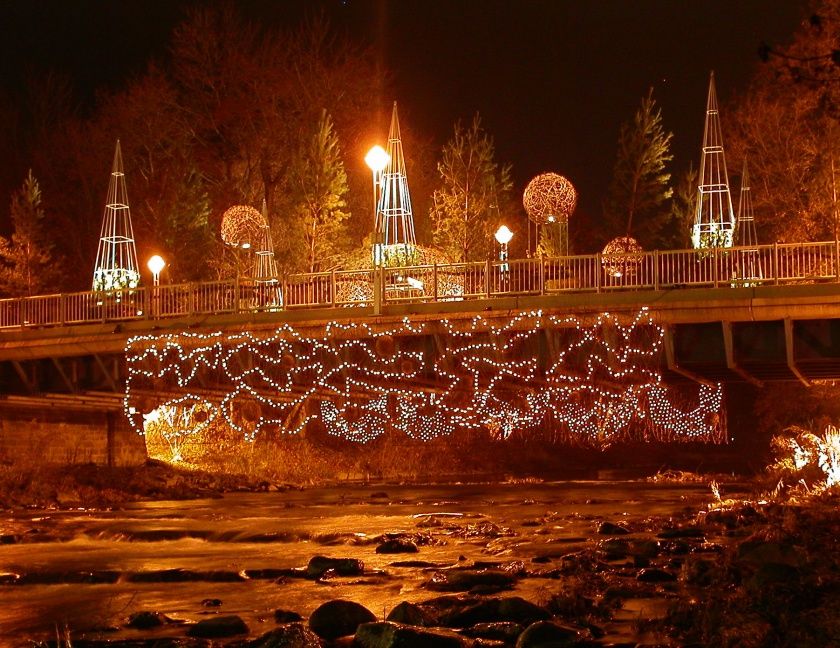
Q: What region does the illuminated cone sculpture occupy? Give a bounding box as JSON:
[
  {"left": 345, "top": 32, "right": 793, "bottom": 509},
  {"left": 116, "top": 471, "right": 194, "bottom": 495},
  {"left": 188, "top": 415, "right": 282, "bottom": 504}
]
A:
[
  {"left": 692, "top": 72, "right": 735, "bottom": 249},
  {"left": 254, "top": 200, "right": 282, "bottom": 308},
  {"left": 374, "top": 102, "right": 417, "bottom": 266},
  {"left": 92, "top": 140, "right": 140, "bottom": 291}
]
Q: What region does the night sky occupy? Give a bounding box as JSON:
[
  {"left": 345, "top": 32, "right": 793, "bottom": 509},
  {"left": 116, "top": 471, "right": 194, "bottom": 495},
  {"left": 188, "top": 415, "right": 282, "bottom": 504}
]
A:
[{"left": 0, "top": 0, "right": 809, "bottom": 219}]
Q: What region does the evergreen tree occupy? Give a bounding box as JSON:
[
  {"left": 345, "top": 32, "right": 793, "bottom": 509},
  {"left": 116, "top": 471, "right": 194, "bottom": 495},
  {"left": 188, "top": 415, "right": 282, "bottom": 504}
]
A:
[
  {"left": 430, "top": 113, "right": 512, "bottom": 262},
  {"left": 603, "top": 88, "right": 673, "bottom": 249},
  {"left": 0, "top": 170, "right": 56, "bottom": 296},
  {"left": 290, "top": 109, "right": 351, "bottom": 273},
  {"left": 668, "top": 164, "right": 699, "bottom": 249}
]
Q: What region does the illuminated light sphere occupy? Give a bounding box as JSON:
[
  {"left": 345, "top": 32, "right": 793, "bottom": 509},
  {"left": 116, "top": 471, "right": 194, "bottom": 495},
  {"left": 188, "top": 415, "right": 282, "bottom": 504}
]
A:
[
  {"left": 365, "top": 145, "right": 390, "bottom": 173},
  {"left": 495, "top": 225, "right": 514, "bottom": 245},
  {"left": 147, "top": 255, "right": 166, "bottom": 276},
  {"left": 523, "top": 173, "right": 577, "bottom": 225},
  {"left": 601, "top": 236, "right": 644, "bottom": 278},
  {"left": 221, "top": 205, "right": 264, "bottom": 248}
]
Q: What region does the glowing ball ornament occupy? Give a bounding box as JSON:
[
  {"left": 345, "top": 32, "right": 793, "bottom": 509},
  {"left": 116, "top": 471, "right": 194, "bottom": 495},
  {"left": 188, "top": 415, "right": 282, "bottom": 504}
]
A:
[
  {"left": 601, "top": 236, "right": 644, "bottom": 278},
  {"left": 523, "top": 173, "right": 577, "bottom": 225},
  {"left": 221, "top": 205, "right": 264, "bottom": 249}
]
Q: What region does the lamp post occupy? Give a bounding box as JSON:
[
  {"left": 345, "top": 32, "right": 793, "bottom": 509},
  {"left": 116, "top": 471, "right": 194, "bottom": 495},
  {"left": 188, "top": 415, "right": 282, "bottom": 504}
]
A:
[
  {"left": 495, "top": 225, "right": 513, "bottom": 291},
  {"left": 366, "top": 145, "right": 390, "bottom": 314},
  {"left": 147, "top": 255, "right": 165, "bottom": 318}
]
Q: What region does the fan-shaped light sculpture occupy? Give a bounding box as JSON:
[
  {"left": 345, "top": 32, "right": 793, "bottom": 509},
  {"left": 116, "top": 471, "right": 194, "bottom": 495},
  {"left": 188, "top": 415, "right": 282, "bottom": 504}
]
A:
[
  {"left": 221, "top": 205, "right": 264, "bottom": 249},
  {"left": 601, "top": 236, "right": 644, "bottom": 279},
  {"left": 523, "top": 173, "right": 577, "bottom": 225}
]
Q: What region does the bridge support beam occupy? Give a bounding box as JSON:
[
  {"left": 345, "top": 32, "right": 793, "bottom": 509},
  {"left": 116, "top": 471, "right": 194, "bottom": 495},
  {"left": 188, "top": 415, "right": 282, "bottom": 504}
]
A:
[
  {"left": 784, "top": 318, "right": 810, "bottom": 387},
  {"left": 663, "top": 326, "right": 714, "bottom": 386},
  {"left": 722, "top": 321, "right": 763, "bottom": 387}
]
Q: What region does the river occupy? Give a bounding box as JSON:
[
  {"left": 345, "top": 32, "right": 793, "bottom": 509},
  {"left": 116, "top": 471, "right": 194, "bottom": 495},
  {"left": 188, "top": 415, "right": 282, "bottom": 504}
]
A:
[{"left": 0, "top": 480, "right": 730, "bottom": 645}]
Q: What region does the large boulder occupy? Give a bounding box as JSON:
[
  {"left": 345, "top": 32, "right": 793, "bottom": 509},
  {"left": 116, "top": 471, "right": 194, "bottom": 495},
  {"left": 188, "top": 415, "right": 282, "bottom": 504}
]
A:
[
  {"left": 425, "top": 569, "right": 517, "bottom": 593},
  {"left": 442, "top": 597, "right": 550, "bottom": 627},
  {"left": 309, "top": 599, "right": 376, "bottom": 640},
  {"left": 187, "top": 615, "right": 248, "bottom": 638},
  {"left": 386, "top": 601, "right": 436, "bottom": 627},
  {"left": 354, "top": 621, "right": 467, "bottom": 647},
  {"left": 306, "top": 556, "right": 365, "bottom": 579},
  {"left": 249, "top": 623, "right": 322, "bottom": 647}
]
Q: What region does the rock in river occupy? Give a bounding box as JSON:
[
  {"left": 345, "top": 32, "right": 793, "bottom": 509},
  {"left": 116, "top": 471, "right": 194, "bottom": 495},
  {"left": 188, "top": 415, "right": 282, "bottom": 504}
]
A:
[
  {"left": 250, "top": 622, "right": 323, "bottom": 647},
  {"left": 515, "top": 620, "right": 583, "bottom": 647},
  {"left": 376, "top": 538, "right": 419, "bottom": 554},
  {"left": 187, "top": 614, "right": 248, "bottom": 638},
  {"left": 306, "top": 556, "right": 365, "bottom": 579},
  {"left": 308, "top": 599, "right": 376, "bottom": 640},
  {"left": 355, "top": 621, "right": 468, "bottom": 647}
]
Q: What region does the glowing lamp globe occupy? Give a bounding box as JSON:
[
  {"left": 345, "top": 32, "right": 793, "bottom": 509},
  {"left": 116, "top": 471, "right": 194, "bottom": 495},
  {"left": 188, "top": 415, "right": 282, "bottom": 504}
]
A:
[
  {"left": 601, "top": 236, "right": 644, "bottom": 278},
  {"left": 495, "top": 225, "right": 514, "bottom": 245},
  {"left": 523, "top": 173, "right": 577, "bottom": 225},
  {"left": 365, "top": 145, "right": 390, "bottom": 173},
  {"left": 221, "top": 205, "right": 264, "bottom": 248},
  {"left": 147, "top": 255, "right": 166, "bottom": 276}
]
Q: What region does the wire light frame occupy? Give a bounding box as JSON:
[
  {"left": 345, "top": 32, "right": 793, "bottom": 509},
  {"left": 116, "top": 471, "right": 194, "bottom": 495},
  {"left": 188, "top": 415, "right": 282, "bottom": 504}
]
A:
[
  {"left": 221, "top": 205, "right": 264, "bottom": 249},
  {"left": 92, "top": 140, "right": 140, "bottom": 291},
  {"left": 602, "top": 236, "right": 644, "bottom": 278},
  {"left": 735, "top": 160, "right": 762, "bottom": 284},
  {"left": 523, "top": 173, "right": 577, "bottom": 257},
  {"left": 692, "top": 72, "right": 735, "bottom": 249},
  {"left": 374, "top": 102, "right": 416, "bottom": 265},
  {"left": 253, "top": 200, "right": 283, "bottom": 308}
]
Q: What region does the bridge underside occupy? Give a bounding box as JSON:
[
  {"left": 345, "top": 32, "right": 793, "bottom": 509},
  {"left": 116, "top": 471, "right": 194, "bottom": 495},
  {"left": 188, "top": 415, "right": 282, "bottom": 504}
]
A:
[{"left": 1, "top": 284, "right": 840, "bottom": 415}]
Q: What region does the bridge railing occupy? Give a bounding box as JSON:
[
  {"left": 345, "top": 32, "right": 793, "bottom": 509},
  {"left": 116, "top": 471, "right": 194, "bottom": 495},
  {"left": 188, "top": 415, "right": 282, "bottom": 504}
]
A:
[{"left": 1, "top": 240, "right": 839, "bottom": 329}]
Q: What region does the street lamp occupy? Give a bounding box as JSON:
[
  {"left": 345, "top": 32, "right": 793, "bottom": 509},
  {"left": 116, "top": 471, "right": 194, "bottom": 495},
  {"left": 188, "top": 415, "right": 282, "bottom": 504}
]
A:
[
  {"left": 147, "top": 255, "right": 166, "bottom": 287},
  {"left": 147, "top": 255, "right": 165, "bottom": 318},
  {"left": 495, "top": 225, "right": 513, "bottom": 291},
  {"left": 365, "top": 145, "right": 390, "bottom": 266}
]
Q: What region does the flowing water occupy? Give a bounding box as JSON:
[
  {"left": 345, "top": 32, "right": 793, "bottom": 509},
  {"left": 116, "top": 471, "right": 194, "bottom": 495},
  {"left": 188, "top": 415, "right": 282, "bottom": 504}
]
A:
[{"left": 0, "top": 481, "right": 731, "bottom": 645}]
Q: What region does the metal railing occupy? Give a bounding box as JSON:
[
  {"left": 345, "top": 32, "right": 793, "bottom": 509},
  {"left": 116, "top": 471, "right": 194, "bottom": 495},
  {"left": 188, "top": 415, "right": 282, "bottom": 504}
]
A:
[{"left": 1, "top": 240, "right": 839, "bottom": 330}]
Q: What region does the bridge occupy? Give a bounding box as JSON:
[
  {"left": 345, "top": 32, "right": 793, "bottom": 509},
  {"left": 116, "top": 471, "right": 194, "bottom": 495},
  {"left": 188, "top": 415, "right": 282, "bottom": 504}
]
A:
[{"left": 2, "top": 240, "right": 840, "bottom": 419}]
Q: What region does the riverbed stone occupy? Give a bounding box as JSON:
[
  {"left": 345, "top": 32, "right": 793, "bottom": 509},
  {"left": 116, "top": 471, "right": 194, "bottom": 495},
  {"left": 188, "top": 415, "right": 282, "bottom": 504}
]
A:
[
  {"left": 386, "top": 601, "right": 436, "bottom": 627},
  {"left": 376, "top": 538, "right": 419, "bottom": 554},
  {"left": 636, "top": 567, "right": 676, "bottom": 582},
  {"left": 354, "top": 621, "right": 467, "bottom": 647},
  {"left": 442, "top": 597, "right": 551, "bottom": 627},
  {"left": 274, "top": 608, "right": 304, "bottom": 623},
  {"left": 250, "top": 622, "right": 322, "bottom": 647},
  {"left": 515, "top": 620, "right": 582, "bottom": 647},
  {"left": 462, "top": 621, "right": 524, "bottom": 642},
  {"left": 598, "top": 521, "right": 630, "bottom": 535},
  {"left": 187, "top": 614, "right": 248, "bottom": 638},
  {"left": 425, "top": 569, "right": 517, "bottom": 592},
  {"left": 309, "top": 599, "right": 376, "bottom": 640},
  {"left": 125, "top": 611, "right": 175, "bottom": 629},
  {"left": 306, "top": 556, "right": 365, "bottom": 579}
]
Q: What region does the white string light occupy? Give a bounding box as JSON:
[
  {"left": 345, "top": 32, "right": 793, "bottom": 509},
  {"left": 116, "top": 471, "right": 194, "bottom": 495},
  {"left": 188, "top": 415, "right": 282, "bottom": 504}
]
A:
[{"left": 124, "top": 308, "right": 726, "bottom": 447}]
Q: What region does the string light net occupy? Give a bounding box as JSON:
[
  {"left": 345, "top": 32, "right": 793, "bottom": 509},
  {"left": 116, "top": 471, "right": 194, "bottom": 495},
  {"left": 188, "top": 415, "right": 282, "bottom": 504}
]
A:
[
  {"left": 125, "top": 308, "right": 726, "bottom": 448},
  {"left": 92, "top": 140, "right": 140, "bottom": 291},
  {"left": 221, "top": 205, "right": 264, "bottom": 249},
  {"left": 523, "top": 173, "right": 577, "bottom": 225},
  {"left": 692, "top": 72, "right": 735, "bottom": 249},
  {"left": 601, "top": 236, "right": 644, "bottom": 279}
]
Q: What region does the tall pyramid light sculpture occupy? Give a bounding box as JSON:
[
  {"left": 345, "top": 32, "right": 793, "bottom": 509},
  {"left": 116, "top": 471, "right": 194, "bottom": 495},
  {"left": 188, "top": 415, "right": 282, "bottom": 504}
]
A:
[
  {"left": 92, "top": 140, "right": 141, "bottom": 291},
  {"left": 735, "top": 160, "right": 758, "bottom": 248},
  {"left": 735, "top": 159, "right": 761, "bottom": 282},
  {"left": 691, "top": 72, "right": 735, "bottom": 249},
  {"left": 253, "top": 199, "right": 283, "bottom": 308},
  {"left": 373, "top": 102, "right": 417, "bottom": 266}
]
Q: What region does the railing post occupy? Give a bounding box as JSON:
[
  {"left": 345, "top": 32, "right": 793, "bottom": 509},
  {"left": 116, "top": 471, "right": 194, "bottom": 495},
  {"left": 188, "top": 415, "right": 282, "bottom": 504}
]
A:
[
  {"left": 712, "top": 248, "right": 719, "bottom": 287},
  {"left": 653, "top": 250, "right": 660, "bottom": 291},
  {"left": 773, "top": 242, "right": 780, "bottom": 285},
  {"left": 485, "top": 259, "right": 492, "bottom": 298},
  {"left": 373, "top": 267, "right": 382, "bottom": 315},
  {"left": 835, "top": 240, "right": 839, "bottom": 281},
  {"left": 331, "top": 270, "right": 336, "bottom": 308},
  {"left": 433, "top": 263, "right": 438, "bottom": 302},
  {"left": 234, "top": 274, "right": 240, "bottom": 313},
  {"left": 60, "top": 294, "right": 67, "bottom": 326},
  {"left": 539, "top": 259, "right": 545, "bottom": 295},
  {"left": 18, "top": 298, "right": 25, "bottom": 328},
  {"left": 595, "top": 254, "right": 601, "bottom": 293},
  {"left": 188, "top": 283, "right": 195, "bottom": 316}
]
